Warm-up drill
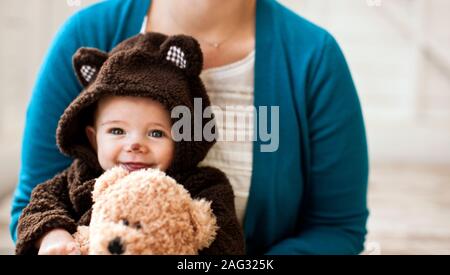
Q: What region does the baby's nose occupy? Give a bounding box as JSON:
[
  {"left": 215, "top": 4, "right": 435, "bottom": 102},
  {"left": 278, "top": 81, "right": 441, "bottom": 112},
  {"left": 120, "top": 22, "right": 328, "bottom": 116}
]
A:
[
  {"left": 130, "top": 143, "right": 140, "bottom": 151},
  {"left": 108, "top": 237, "right": 125, "bottom": 255},
  {"left": 127, "top": 142, "right": 148, "bottom": 154}
]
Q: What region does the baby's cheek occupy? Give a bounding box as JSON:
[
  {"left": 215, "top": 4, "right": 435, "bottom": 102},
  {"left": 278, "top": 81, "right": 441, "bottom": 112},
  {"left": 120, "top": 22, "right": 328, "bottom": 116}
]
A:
[
  {"left": 157, "top": 140, "right": 175, "bottom": 170},
  {"left": 97, "top": 141, "right": 121, "bottom": 169}
]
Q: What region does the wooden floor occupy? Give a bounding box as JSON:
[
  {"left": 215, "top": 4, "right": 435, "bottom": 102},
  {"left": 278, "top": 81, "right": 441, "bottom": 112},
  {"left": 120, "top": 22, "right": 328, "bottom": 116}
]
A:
[
  {"left": 0, "top": 193, "right": 14, "bottom": 255},
  {"left": 364, "top": 163, "right": 450, "bottom": 255},
  {"left": 1, "top": 163, "right": 449, "bottom": 255}
]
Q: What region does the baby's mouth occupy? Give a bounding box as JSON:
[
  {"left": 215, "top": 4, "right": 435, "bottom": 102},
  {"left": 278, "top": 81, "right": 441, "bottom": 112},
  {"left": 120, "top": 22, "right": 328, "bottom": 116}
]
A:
[{"left": 120, "top": 162, "right": 154, "bottom": 172}]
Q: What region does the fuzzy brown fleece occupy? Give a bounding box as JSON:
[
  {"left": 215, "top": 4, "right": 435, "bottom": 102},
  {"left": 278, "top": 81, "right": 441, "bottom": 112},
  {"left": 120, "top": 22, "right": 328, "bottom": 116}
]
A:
[{"left": 15, "top": 32, "right": 245, "bottom": 255}]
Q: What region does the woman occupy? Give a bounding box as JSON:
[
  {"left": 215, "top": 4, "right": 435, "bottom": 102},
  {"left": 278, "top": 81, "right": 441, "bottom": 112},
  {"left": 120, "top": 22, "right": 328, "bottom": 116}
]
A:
[{"left": 10, "top": 0, "right": 369, "bottom": 255}]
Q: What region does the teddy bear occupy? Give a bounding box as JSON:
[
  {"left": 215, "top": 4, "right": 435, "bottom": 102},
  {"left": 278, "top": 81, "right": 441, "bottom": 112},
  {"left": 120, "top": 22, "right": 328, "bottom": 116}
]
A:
[{"left": 73, "top": 166, "right": 218, "bottom": 255}]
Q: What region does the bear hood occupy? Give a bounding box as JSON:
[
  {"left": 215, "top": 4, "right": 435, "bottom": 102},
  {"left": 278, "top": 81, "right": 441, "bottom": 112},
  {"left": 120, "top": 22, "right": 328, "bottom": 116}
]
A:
[{"left": 56, "top": 33, "right": 215, "bottom": 175}]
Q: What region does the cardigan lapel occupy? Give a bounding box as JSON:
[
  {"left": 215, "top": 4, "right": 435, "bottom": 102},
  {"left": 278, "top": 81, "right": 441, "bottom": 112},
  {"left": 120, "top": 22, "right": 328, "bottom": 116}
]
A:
[
  {"left": 244, "top": 0, "right": 279, "bottom": 254},
  {"left": 244, "top": 0, "right": 305, "bottom": 254}
]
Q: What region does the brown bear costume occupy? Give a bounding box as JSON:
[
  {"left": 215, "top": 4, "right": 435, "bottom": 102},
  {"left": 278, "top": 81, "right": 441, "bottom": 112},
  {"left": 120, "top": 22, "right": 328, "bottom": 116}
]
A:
[{"left": 15, "top": 33, "right": 245, "bottom": 255}]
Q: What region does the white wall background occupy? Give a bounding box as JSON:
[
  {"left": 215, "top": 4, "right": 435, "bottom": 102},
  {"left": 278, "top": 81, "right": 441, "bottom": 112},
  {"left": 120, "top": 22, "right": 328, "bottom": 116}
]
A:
[
  {"left": 0, "top": 0, "right": 98, "bottom": 195},
  {"left": 279, "top": 0, "right": 450, "bottom": 165}
]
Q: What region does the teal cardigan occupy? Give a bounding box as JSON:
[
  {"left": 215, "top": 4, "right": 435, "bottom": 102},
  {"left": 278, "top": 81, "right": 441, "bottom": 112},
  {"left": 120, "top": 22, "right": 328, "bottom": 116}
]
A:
[{"left": 10, "top": 0, "right": 369, "bottom": 255}]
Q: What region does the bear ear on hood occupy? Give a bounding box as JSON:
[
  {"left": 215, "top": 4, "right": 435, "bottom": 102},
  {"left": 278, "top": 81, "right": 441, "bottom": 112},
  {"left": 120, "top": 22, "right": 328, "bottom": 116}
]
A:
[
  {"left": 73, "top": 47, "right": 109, "bottom": 87},
  {"left": 159, "top": 35, "right": 203, "bottom": 77}
]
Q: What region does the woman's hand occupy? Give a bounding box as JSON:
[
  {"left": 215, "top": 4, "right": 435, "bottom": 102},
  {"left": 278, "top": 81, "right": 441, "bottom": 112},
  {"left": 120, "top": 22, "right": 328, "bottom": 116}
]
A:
[{"left": 37, "top": 228, "right": 81, "bottom": 255}]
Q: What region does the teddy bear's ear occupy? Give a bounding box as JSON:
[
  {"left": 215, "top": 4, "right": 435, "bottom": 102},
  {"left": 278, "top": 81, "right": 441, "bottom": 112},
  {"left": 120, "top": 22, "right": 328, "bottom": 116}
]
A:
[
  {"left": 190, "top": 199, "right": 218, "bottom": 251},
  {"left": 92, "top": 166, "right": 129, "bottom": 202},
  {"left": 159, "top": 35, "right": 203, "bottom": 77},
  {"left": 73, "top": 47, "right": 108, "bottom": 87}
]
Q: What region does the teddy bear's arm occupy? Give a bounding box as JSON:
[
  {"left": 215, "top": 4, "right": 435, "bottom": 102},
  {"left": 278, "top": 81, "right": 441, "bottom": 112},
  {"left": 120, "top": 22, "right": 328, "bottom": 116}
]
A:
[
  {"left": 15, "top": 168, "right": 78, "bottom": 255},
  {"left": 184, "top": 166, "right": 246, "bottom": 255},
  {"left": 73, "top": 225, "right": 90, "bottom": 255}
]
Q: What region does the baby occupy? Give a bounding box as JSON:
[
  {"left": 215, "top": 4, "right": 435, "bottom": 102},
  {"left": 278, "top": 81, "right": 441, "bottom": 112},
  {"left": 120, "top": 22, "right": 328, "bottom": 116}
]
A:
[{"left": 15, "top": 33, "right": 245, "bottom": 255}]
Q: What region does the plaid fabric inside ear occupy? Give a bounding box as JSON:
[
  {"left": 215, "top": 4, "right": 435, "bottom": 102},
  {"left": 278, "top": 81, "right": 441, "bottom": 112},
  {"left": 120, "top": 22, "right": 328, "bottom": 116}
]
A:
[
  {"left": 80, "top": 65, "right": 97, "bottom": 83},
  {"left": 166, "top": 46, "right": 187, "bottom": 69}
]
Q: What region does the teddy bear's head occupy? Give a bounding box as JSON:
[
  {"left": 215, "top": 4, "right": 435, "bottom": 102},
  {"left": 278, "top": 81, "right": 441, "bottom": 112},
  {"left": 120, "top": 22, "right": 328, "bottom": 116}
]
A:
[{"left": 88, "top": 166, "right": 218, "bottom": 255}]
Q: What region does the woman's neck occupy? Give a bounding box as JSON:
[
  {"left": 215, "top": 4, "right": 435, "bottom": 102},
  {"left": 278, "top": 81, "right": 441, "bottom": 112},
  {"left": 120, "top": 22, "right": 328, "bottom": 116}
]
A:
[
  {"left": 147, "top": 0, "right": 256, "bottom": 69},
  {"left": 148, "top": 0, "right": 255, "bottom": 43}
]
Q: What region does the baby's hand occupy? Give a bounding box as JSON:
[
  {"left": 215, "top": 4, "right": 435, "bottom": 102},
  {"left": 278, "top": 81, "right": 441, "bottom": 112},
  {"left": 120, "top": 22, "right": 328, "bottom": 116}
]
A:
[{"left": 37, "top": 228, "right": 81, "bottom": 255}]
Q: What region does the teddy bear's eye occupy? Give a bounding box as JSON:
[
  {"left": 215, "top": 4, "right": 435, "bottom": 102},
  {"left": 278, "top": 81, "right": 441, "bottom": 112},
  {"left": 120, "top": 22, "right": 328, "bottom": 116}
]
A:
[
  {"left": 134, "top": 222, "right": 142, "bottom": 230},
  {"left": 121, "top": 219, "right": 129, "bottom": 226}
]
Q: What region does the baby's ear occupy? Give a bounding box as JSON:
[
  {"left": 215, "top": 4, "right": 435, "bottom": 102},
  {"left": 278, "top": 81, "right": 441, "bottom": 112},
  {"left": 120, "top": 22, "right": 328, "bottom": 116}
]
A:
[
  {"left": 190, "top": 199, "right": 218, "bottom": 251},
  {"left": 73, "top": 47, "right": 108, "bottom": 87},
  {"left": 92, "top": 166, "right": 129, "bottom": 202},
  {"left": 159, "top": 35, "right": 203, "bottom": 77}
]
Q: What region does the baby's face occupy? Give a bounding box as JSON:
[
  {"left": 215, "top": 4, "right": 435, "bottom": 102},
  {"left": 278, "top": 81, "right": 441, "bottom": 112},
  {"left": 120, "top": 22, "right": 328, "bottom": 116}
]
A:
[{"left": 86, "top": 96, "right": 175, "bottom": 172}]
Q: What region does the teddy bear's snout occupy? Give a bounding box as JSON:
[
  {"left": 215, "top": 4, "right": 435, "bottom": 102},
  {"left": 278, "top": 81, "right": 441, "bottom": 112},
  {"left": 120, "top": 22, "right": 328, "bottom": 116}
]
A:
[{"left": 108, "top": 237, "right": 125, "bottom": 255}]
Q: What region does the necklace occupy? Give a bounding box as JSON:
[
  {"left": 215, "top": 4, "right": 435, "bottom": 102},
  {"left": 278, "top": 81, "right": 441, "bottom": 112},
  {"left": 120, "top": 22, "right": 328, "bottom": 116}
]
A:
[
  {"left": 170, "top": 18, "right": 242, "bottom": 49},
  {"left": 203, "top": 40, "right": 221, "bottom": 49},
  {"left": 196, "top": 28, "right": 240, "bottom": 49}
]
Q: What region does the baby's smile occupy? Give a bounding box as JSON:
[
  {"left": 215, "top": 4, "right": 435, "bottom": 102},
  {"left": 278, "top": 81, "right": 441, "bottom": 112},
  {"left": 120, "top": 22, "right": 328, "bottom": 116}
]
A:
[{"left": 120, "top": 162, "right": 156, "bottom": 172}]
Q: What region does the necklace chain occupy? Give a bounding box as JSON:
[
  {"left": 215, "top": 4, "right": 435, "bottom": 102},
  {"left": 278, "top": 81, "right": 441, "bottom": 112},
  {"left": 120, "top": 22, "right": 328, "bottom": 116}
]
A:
[
  {"left": 171, "top": 19, "right": 241, "bottom": 49},
  {"left": 196, "top": 29, "right": 239, "bottom": 49}
]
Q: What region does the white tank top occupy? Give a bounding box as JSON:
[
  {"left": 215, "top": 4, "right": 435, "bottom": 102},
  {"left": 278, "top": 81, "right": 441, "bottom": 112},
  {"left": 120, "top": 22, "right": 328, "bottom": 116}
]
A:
[{"left": 199, "top": 51, "right": 255, "bottom": 227}]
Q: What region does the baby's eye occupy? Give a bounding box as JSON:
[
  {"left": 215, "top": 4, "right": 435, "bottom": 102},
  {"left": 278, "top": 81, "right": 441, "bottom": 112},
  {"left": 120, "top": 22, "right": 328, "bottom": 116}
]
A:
[
  {"left": 121, "top": 219, "right": 129, "bottom": 226},
  {"left": 149, "top": 130, "right": 164, "bottom": 138},
  {"left": 109, "top": 128, "right": 125, "bottom": 135}
]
